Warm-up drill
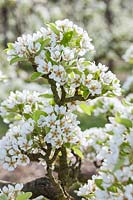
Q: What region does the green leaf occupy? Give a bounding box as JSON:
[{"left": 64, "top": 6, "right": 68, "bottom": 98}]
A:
[
  {"left": 0, "top": 195, "right": 8, "bottom": 200},
  {"left": 80, "top": 103, "right": 93, "bottom": 115},
  {"left": 24, "top": 113, "right": 32, "bottom": 119},
  {"left": 95, "top": 179, "right": 104, "bottom": 190},
  {"left": 72, "top": 146, "right": 84, "bottom": 159},
  {"left": 16, "top": 192, "right": 32, "bottom": 200},
  {"left": 61, "top": 31, "right": 73, "bottom": 45},
  {"left": 7, "top": 43, "right": 13, "bottom": 49},
  {"left": 107, "top": 185, "right": 117, "bottom": 193},
  {"left": 4, "top": 43, "right": 13, "bottom": 52},
  {"left": 113, "top": 158, "right": 125, "bottom": 172},
  {"left": 115, "top": 116, "right": 132, "bottom": 128},
  {"left": 31, "top": 72, "right": 42, "bottom": 81},
  {"left": 32, "top": 110, "right": 47, "bottom": 122},
  {"left": 39, "top": 93, "right": 53, "bottom": 98},
  {"left": 45, "top": 51, "right": 57, "bottom": 64},
  {"left": 37, "top": 38, "right": 51, "bottom": 52},
  {"left": 82, "top": 90, "right": 90, "bottom": 99},
  {"left": 47, "top": 23, "right": 60, "bottom": 35},
  {"left": 10, "top": 56, "right": 26, "bottom": 65}
]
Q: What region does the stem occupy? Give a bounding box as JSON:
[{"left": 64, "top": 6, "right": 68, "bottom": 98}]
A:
[
  {"left": 59, "top": 146, "right": 69, "bottom": 186},
  {"left": 47, "top": 78, "right": 61, "bottom": 105},
  {"left": 45, "top": 144, "right": 67, "bottom": 199}
]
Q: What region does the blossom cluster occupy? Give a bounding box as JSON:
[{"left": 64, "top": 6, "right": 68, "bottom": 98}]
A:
[
  {"left": 0, "top": 120, "right": 34, "bottom": 171},
  {"left": 80, "top": 127, "right": 108, "bottom": 162},
  {"left": 6, "top": 19, "right": 121, "bottom": 98},
  {"left": 86, "top": 96, "right": 124, "bottom": 116},
  {"left": 0, "top": 90, "right": 46, "bottom": 123},
  {"left": 0, "top": 90, "right": 82, "bottom": 171},
  {"left": 0, "top": 183, "right": 23, "bottom": 200},
  {"left": 0, "top": 183, "right": 44, "bottom": 200},
  {"left": 38, "top": 104, "right": 81, "bottom": 148},
  {"left": 77, "top": 96, "right": 133, "bottom": 200},
  {"left": 7, "top": 19, "right": 94, "bottom": 61}
]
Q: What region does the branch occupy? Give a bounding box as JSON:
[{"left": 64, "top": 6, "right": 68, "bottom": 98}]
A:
[
  {"left": 0, "top": 177, "right": 60, "bottom": 200},
  {"left": 45, "top": 144, "right": 67, "bottom": 200},
  {"left": 47, "top": 78, "right": 61, "bottom": 105},
  {"left": 49, "top": 148, "right": 61, "bottom": 164}
]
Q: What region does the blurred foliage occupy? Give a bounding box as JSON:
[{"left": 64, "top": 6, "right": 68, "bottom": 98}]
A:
[
  {"left": 77, "top": 113, "right": 107, "bottom": 131},
  {"left": 0, "top": 117, "right": 8, "bottom": 138}
]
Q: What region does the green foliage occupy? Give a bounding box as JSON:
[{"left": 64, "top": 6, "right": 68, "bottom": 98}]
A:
[
  {"left": 16, "top": 192, "right": 32, "bottom": 200},
  {"left": 31, "top": 72, "right": 42, "bottom": 81},
  {"left": 39, "top": 93, "right": 53, "bottom": 98},
  {"left": 10, "top": 56, "right": 26, "bottom": 65},
  {"left": 113, "top": 158, "right": 125, "bottom": 172},
  {"left": 80, "top": 103, "right": 94, "bottom": 116},
  {"left": 61, "top": 31, "right": 73, "bottom": 46},
  {"left": 0, "top": 195, "right": 8, "bottom": 200},
  {"left": 72, "top": 146, "right": 84, "bottom": 159},
  {"left": 95, "top": 179, "right": 104, "bottom": 190},
  {"left": 32, "top": 110, "right": 47, "bottom": 122},
  {"left": 115, "top": 115, "right": 132, "bottom": 128},
  {"left": 47, "top": 23, "right": 60, "bottom": 35},
  {"left": 77, "top": 112, "right": 107, "bottom": 131}
]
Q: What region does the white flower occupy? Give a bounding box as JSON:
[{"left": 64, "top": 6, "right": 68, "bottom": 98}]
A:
[
  {"left": 49, "top": 65, "right": 67, "bottom": 85},
  {"left": 77, "top": 180, "right": 95, "bottom": 197},
  {"left": 84, "top": 74, "right": 93, "bottom": 86},
  {"left": 70, "top": 74, "right": 83, "bottom": 89},
  {"left": 23, "top": 105, "right": 32, "bottom": 113},
  {"left": 37, "top": 61, "right": 52, "bottom": 74},
  {"left": 0, "top": 183, "right": 24, "bottom": 199},
  {"left": 17, "top": 154, "right": 30, "bottom": 166},
  {"left": 50, "top": 45, "right": 62, "bottom": 62},
  {"left": 20, "top": 118, "right": 34, "bottom": 135},
  {"left": 87, "top": 80, "right": 102, "bottom": 96},
  {"left": 97, "top": 63, "right": 108, "bottom": 72},
  {"left": 100, "top": 71, "right": 116, "bottom": 85},
  {"left": 124, "top": 184, "right": 133, "bottom": 199},
  {"left": 62, "top": 47, "right": 75, "bottom": 61}
]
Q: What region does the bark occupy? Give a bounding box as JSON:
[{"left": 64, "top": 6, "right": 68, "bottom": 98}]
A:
[{"left": 0, "top": 177, "right": 61, "bottom": 200}]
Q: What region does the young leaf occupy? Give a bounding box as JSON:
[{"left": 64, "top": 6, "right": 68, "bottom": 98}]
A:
[
  {"left": 107, "top": 185, "right": 117, "bottom": 193},
  {"left": 72, "top": 146, "right": 84, "bottom": 159},
  {"left": 80, "top": 103, "right": 93, "bottom": 115},
  {"left": 31, "top": 72, "right": 42, "bottom": 81},
  {"left": 32, "top": 110, "right": 47, "bottom": 122},
  {"left": 39, "top": 93, "right": 53, "bottom": 98},
  {"left": 95, "top": 179, "right": 104, "bottom": 190},
  {"left": 115, "top": 116, "right": 132, "bottom": 128},
  {"left": 61, "top": 31, "right": 73, "bottom": 45},
  {"left": 16, "top": 192, "right": 32, "bottom": 200},
  {"left": 10, "top": 56, "right": 26, "bottom": 65},
  {"left": 47, "top": 23, "right": 60, "bottom": 35}
]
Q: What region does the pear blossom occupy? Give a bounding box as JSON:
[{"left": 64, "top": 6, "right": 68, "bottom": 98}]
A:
[{"left": 87, "top": 80, "right": 102, "bottom": 96}]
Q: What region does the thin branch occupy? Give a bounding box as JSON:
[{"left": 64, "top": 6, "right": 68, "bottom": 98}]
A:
[
  {"left": 47, "top": 78, "right": 61, "bottom": 105},
  {"left": 49, "top": 148, "right": 61, "bottom": 164}
]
